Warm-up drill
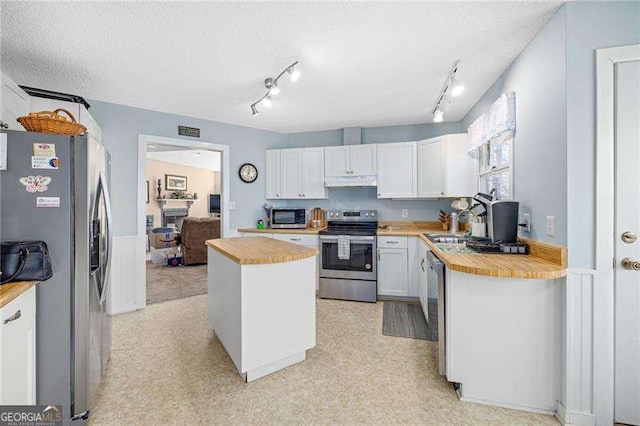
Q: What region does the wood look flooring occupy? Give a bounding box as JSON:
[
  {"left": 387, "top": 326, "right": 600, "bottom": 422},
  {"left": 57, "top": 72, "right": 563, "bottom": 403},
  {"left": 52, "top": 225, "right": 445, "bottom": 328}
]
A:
[
  {"left": 91, "top": 295, "right": 558, "bottom": 425},
  {"left": 382, "top": 300, "right": 438, "bottom": 341}
]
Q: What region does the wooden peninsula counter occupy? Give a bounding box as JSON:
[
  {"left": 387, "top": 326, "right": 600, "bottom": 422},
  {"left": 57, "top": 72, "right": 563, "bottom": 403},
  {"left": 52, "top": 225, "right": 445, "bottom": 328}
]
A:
[{"left": 206, "top": 237, "right": 318, "bottom": 382}]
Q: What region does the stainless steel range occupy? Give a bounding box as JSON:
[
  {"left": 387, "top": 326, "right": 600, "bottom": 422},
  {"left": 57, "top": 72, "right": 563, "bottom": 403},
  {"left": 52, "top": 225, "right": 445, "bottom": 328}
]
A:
[{"left": 319, "top": 210, "right": 378, "bottom": 303}]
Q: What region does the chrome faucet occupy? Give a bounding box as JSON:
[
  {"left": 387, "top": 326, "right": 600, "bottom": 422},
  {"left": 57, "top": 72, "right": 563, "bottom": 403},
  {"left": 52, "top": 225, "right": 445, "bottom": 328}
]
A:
[{"left": 457, "top": 209, "right": 478, "bottom": 223}]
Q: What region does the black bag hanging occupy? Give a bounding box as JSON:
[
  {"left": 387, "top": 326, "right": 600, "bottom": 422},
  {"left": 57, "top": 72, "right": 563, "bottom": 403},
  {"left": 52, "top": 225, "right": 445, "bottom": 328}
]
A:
[{"left": 1, "top": 241, "right": 53, "bottom": 285}]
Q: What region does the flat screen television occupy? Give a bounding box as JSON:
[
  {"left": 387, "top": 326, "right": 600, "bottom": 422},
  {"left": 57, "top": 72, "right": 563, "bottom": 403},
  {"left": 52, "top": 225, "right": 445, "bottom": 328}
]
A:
[{"left": 209, "top": 194, "right": 221, "bottom": 214}]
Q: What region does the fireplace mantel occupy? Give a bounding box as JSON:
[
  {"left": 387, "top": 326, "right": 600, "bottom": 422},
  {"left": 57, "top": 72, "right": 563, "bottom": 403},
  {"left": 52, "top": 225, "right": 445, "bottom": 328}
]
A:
[{"left": 155, "top": 198, "right": 198, "bottom": 209}]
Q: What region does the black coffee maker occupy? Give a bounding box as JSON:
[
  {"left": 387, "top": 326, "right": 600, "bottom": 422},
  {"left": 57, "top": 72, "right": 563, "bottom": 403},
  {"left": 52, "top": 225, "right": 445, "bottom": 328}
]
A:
[{"left": 472, "top": 193, "right": 520, "bottom": 243}]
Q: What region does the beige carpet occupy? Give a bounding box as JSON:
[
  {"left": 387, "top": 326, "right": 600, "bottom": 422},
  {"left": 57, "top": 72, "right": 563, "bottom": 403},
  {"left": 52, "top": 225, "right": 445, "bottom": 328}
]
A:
[
  {"left": 146, "top": 261, "right": 207, "bottom": 304},
  {"left": 91, "top": 295, "right": 558, "bottom": 425}
]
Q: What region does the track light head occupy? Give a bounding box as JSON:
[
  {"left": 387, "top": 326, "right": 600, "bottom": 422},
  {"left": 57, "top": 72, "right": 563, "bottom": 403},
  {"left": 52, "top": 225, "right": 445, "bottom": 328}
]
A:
[
  {"left": 251, "top": 104, "right": 260, "bottom": 116},
  {"left": 265, "top": 78, "right": 280, "bottom": 96},
  {"left": 263, "top": 96, "right": 272, "bottom": 108},
  {"left": 288, "top": 65, "right": 300, "bottom": 82},
  {"left": 450, "top": 78, "right": 464, "bottom": 97},
  {"left": 433, "top": 108, "right": 444, "bottom": 123}
]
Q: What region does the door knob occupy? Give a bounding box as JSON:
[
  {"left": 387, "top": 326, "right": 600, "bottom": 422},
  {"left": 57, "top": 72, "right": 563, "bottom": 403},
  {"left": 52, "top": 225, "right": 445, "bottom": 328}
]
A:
[
  {"left": 621, "top": 258, "right": 640, "bottom": 271},
  {"left": 622, "top": 232, "right": 637, "bottom": 244}
]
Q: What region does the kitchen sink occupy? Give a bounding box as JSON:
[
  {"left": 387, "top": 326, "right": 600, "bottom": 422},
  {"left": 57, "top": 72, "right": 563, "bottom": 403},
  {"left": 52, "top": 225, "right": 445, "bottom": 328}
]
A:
[{"left": 425, "top": 234, "right": 470, "bottom": 244}]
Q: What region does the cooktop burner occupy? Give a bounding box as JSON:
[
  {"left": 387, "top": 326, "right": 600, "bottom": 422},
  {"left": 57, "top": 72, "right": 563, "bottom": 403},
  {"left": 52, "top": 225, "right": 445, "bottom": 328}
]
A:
[{"left": 320, "top": 209, "right": 378, "bottom": 236}]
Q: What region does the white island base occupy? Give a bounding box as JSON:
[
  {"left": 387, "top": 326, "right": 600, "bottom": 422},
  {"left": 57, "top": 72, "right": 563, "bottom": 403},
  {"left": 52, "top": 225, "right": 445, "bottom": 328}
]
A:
[
  {"left": 207, "top": 244, "right": 316, "bottom": 382},
  {"left": 445, "top": 269, "right": 562, "bottom": 414}
]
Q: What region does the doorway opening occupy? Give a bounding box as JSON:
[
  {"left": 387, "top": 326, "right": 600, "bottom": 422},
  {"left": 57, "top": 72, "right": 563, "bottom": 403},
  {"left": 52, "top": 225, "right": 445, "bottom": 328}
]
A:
[{"left": 137, "top": 134, "right": 230, "bottom": 308}]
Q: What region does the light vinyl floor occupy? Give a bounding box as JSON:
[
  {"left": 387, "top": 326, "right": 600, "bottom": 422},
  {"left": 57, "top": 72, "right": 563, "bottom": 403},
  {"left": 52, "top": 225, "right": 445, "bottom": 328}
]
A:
[{"left": 91, "top": 295, "right": 558, "bottom": 425}]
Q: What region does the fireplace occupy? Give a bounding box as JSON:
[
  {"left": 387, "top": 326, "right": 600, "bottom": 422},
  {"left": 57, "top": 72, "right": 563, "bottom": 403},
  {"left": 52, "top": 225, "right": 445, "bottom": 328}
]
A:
[{"left": 162, "top": 208, "right": 189, "bottom": 229}]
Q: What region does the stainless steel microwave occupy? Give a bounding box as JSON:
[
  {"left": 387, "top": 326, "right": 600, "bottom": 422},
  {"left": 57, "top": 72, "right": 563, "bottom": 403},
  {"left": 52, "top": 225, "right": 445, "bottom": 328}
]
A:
[{"left": 270, "top": 208, "right": 307, "bottom": 229}]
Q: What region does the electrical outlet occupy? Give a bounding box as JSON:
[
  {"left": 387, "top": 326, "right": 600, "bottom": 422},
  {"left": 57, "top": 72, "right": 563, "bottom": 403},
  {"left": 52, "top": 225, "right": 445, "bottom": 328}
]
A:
[
  {"left": 402, "top": 209, "right": 408, "bottom": 218},
  {"left": 546, "top": 216, "right": 555, "bottom": 237},
  {"left": 522, "top": 213, "right": 531, "bottom": 233},
  {"left": 229, "top": 201, "right": 236, "bottom": 210}
]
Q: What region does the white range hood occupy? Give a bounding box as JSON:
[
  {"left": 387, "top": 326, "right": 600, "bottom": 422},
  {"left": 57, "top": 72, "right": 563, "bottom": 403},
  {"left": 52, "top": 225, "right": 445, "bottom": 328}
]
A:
[{"left": 324, "top": 175, "right": 377, "bottom": 187}]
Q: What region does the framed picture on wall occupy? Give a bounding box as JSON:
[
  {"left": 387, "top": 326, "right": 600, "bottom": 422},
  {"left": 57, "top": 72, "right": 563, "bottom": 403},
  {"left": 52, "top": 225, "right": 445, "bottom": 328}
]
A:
[
  {"left": 165, "top": 174, "right": 188, "bottom": 191},
  {"left": 146, "top": 180, "right": 150, "bottom": 204}
]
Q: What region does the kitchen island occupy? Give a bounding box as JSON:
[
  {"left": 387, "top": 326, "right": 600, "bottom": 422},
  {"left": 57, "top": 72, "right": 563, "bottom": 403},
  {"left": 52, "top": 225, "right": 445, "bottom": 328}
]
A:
[{"left": 205, "top": 237, "right": 317, "bottom": 382}]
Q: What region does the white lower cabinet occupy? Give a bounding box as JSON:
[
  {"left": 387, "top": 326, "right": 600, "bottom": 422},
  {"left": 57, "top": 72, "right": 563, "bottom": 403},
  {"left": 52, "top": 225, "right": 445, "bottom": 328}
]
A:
[
  {"left": 244, "top": 233, "right": 320, "bottom": 291},
  {"left": 377, "top": 243, "right": 409, "bottom": 297},
  {"left": 0, "top": 286, "right": 36, "bottom": 405}
]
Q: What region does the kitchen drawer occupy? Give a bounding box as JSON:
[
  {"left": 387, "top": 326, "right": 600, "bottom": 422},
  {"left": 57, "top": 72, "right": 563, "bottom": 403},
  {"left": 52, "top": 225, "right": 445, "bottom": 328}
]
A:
[
  {"left": 272, "top": 234, "right": 319, "bottom": 247},
  {"left": 377, "top": 236, "right": 408, "bottom": 249},
  {"left": 240, "top": 232, "right": 274, "bottom": 238}
]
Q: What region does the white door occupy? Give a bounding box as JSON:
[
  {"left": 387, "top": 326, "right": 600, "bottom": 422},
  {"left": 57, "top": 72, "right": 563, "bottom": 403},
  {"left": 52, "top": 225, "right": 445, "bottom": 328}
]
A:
[
  {"left": 265, "top": 150, "right": 281, "bottom": 199},
  {"left": 302, "top": 148, "right": 325, "bottom": 199},
  {"left": 614, "top": 59, "right": 640, "bottom": 426},
  {"left": 324, "top": 146, "right": 349, "bottom": 177},
  {"left": 377, "top": 142, "right": 417, "bottom": 198},
  {"left": 279, "top": 149, "right": 302, "bottom": 199},
  {"left": 417, "top": 137, "right": 446, "bottom": 197},
  {"left": 349, "top": 145, "right": 377, "bottom": 176},
  {"left": 377, "top": 248, "right": 408, "bottom": 296}
]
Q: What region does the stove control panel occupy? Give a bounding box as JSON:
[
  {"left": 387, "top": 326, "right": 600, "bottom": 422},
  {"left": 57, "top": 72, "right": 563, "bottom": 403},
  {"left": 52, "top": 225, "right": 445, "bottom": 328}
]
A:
[{"left": 326, "top": 210, "right": 378, "bottom": 221}]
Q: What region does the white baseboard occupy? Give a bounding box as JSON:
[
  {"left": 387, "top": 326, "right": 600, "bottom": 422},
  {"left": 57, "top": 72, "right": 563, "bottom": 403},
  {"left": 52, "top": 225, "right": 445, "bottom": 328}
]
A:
[
  {"left": 108, "top": 235, "right": 146, "bottom": 315},
  {"left": 556, "top": 401, "right": 596, "bottom": 426}
]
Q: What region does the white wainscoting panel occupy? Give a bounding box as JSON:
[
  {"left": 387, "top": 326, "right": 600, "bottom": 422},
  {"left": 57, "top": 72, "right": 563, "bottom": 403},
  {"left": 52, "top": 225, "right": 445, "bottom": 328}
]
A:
[
  {"left": 557, "top": 270, "right": 596, "bottom": 426},
  {"left": 108, "top": 235, "right": 146, "bottom": 315}
]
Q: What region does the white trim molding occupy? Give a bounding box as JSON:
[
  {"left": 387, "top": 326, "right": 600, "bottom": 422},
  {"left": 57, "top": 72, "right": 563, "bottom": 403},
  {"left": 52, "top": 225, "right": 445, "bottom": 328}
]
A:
[
  {"left": 129, "top": 134, "right": 231, "bottom": 312},
  {"left": 594, "top": 44, "right": 640, "bottom": 426},
  {"left": 108, "top": 235, "right": 146, "bottom": 315},
  {"left": 557, "top": 269, "right": 596, "bottom": 426}
]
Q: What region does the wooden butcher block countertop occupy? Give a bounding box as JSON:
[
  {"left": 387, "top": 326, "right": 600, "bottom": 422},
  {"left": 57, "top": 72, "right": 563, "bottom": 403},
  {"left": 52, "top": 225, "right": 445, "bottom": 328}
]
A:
[
  {"left": 0, "top": 281, "right": 37, "bottom": 309},
  {"left": 238, "top": 227, "right": 327, "bottom": 235},
  {"left": 206, "top": 237, "right": 318, "bottom": 265},
  {"left": 378, "top": 221, "right": 567, "bottom": 280}
]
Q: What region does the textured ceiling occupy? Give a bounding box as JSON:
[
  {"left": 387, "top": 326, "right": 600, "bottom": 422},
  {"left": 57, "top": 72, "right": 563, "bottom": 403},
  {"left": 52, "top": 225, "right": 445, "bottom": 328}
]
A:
[{"left": 1, "top": 1, "right": 562, "bottom": 133}]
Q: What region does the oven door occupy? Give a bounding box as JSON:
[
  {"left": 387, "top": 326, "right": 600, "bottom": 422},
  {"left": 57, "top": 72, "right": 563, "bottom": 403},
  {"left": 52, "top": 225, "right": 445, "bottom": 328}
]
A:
[{"left": 319, "top": 236, "right": 376, "bottom": 280}]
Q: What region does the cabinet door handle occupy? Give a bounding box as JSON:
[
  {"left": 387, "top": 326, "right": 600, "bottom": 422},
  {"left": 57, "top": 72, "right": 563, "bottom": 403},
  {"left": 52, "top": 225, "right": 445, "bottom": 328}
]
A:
[
  {"left": 420, "top": 258, "right": 426, "bottom": 272},
  {"left": 377, "top": 250, "right": 381, "bottom": 261},
  {"left": 386, "top": 241, "right": 398, "bottom": 244},
  {"left": 4, "top": 310, "right": 21, "bottom": 324},
  {"left": 0, "top": 121, "right": 8, "bottom": 129},
  {"left": 291, "top": 238, "right": 301, "bottom": 241}
]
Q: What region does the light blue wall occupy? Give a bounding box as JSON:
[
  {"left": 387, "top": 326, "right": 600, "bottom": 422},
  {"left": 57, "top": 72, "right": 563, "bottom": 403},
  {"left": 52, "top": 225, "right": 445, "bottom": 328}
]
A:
[
  {"left": 461, "top": 6, "right": 568, "bottom": 246},
  {"left": 89, "top": 100, "right": 287, "bottom": 236},
  {"left": 89, "top": 99, "right": 460, "bottom": 235},
  {"left": 565, "top": 1, "right": 640, "bottom": 269}
]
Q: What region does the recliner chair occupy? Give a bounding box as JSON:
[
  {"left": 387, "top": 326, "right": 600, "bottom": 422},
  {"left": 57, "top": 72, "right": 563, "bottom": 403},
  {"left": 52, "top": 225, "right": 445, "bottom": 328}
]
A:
[{"left": 179, "top": 217, "right": 221, "bottom": 265}]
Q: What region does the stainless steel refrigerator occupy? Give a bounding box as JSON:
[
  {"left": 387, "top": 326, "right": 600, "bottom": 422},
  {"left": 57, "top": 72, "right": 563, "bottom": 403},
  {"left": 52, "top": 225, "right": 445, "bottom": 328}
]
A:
[{"left": 0, "top": 129, "right": 112, "bottom": 424}]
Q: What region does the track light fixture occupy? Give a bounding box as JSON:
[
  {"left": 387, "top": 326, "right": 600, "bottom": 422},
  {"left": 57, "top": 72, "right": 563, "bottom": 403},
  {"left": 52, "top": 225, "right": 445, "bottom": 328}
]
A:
[
  {"left": 432, "top": 59, "right": 464, "bottom": 122},
  {"left": 250, "top": 61, "right": 300, "bottom": 116}
]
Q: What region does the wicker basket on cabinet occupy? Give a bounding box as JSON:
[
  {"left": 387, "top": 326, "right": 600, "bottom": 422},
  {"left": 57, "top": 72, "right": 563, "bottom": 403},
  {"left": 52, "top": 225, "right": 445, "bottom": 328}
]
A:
[{"left": 17, "top": 108, "right": 86, "bottom": 136}]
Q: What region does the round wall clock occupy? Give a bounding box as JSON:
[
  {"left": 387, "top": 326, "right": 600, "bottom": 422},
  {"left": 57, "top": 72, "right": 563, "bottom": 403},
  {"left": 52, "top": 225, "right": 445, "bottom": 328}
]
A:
[{"left": 238, "top": 163, "right": 258, "bottom": 183}]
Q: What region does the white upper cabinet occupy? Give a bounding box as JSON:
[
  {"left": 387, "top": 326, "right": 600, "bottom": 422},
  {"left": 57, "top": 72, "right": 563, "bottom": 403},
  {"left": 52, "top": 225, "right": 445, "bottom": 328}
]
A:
[
  {"left": 324, "top": 146, "right": 350, "bottom": 177},
  {"left": 324, "top": 144, "right": 376, "bottom": 177},
  {"left": 279, "top": 149, "right": 303, "bottom": 198},
  {"left": 301, "top": 147, "right": 326, "bottom": 199},
  {"left": 377, "top": 142, "right": 417, "bottom": 198},
  {"left": 267, "top": 148, "right": 326, "bottom": 199},
  {"left": 265, "top": 149, "right": 281, "bottom": 199},
  {"left": 417, "top": 133, "right": 476, "bottom": 198},
  {"left": 418, "top": 137, "right": 446, "bottom": 197},
  {"left": 1, "top": 74, "right": 30, "bottom": 131},
  {"left": 349, "top": 145, "right": 377, "bottom": 176}
]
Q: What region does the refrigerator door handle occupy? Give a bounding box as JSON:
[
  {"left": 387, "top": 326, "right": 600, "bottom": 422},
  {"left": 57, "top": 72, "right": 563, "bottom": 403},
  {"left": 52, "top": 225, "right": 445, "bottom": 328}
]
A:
[{"left": 99, "top": 172, "right": 113, "bottom": 306}]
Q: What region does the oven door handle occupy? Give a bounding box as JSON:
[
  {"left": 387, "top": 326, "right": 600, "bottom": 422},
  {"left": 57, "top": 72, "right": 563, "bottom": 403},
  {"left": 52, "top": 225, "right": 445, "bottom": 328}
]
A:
[{"left": 319, "top": 236, "right": 375, "bottom": 242}]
